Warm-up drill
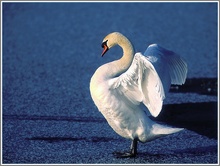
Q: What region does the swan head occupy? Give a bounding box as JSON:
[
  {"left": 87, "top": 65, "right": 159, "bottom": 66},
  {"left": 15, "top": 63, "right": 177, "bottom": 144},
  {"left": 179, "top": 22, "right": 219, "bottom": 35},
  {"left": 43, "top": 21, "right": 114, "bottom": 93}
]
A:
[{"left": 101, "top": 32, "right": 127, "bottom": 57}]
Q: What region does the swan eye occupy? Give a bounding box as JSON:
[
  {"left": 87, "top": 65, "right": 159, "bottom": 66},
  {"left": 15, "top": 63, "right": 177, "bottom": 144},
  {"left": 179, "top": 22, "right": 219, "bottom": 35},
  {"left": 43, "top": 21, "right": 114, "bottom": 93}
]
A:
[{"left": 101, "top": 40, "right": 108, "bottom": 48}]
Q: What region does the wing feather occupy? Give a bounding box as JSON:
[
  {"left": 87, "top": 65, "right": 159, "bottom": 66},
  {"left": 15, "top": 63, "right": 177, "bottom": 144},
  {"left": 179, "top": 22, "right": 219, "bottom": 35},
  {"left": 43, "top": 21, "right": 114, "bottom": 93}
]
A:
[
  {"left": 108, "top": 44, "right": 187, "bottom": 118},
  {"left": 109, "top": 53, "right": 165, "bottom": 117},
  {"left": 144, "top": 44, "right": 187, "bottom": 85}
]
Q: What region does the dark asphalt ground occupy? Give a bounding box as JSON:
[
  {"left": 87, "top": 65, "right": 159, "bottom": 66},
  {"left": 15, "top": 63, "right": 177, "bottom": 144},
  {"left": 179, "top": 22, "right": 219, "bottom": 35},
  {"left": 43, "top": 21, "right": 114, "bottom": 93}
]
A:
[{"left": 2, "top": 2, "right": 218, "bottom": 164}]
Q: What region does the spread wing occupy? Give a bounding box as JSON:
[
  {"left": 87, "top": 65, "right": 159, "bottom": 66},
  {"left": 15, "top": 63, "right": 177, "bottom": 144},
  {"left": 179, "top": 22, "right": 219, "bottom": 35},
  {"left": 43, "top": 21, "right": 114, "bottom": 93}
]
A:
[
  {"left": 108, "top": 53, "right": 165, "bottom": 117},
  {"left": 108, "top": 44, "right": 187, "bottom": 117}
]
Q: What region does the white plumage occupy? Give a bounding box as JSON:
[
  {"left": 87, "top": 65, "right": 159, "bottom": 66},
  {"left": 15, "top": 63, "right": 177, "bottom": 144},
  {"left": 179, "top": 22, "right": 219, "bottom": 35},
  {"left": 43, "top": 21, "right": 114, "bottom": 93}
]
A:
[{"left": 90, "top": 32, "right": 187, "bottom": 157}]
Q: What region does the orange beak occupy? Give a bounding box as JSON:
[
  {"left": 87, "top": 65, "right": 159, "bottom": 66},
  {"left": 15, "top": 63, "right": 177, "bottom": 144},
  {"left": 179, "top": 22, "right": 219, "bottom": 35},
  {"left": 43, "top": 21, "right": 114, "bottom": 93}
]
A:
[{"left": 101, "top": 40, "right": 109, "bottom": 57}]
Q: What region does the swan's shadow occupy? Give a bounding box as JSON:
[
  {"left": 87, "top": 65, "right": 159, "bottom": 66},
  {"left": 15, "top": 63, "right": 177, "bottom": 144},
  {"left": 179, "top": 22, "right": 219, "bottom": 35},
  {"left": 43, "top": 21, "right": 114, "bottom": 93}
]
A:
[
  {"left": 25, "top": 102, "right": 217, "bottom": 143},
  {"left": 151, "top": 102, "right": 218, "bottom": 139},
  {"left": 26, "top": 136, "right": 119, "bottom": 143}
]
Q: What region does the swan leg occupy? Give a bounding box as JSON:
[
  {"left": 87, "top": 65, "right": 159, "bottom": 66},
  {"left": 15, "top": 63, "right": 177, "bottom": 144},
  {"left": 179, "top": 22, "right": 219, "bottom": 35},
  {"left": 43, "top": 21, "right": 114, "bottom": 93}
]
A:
[
  {"left": 130, "top": 138, "right": 138, "bottom": 156},
  {"left": 113, "top": 139, "right": 138, "bottom": 158}
]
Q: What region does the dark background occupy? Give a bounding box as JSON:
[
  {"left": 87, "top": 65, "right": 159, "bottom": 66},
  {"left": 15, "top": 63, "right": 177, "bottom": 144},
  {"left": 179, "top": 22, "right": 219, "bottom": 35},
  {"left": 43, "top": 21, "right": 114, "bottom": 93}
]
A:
[{"left": 2, "top": 2, "right": 218, "bottom": 164}]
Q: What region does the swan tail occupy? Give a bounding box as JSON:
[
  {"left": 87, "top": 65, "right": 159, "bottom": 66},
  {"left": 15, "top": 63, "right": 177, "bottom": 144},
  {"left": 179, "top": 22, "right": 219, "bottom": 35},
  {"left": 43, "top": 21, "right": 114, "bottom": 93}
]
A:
[
  {"left": 151, "top": 123, "right": 184, "bottom": 137},
  {"left": 139, "top": 122, "right": 184, "bottom": 143}
]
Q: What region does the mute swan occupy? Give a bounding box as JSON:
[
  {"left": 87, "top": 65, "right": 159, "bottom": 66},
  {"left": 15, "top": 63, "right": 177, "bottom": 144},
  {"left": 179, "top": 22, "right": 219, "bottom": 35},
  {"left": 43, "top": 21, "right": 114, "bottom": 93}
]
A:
[{"left": 90, "top": 32, "right": 187, "bottom": 157}]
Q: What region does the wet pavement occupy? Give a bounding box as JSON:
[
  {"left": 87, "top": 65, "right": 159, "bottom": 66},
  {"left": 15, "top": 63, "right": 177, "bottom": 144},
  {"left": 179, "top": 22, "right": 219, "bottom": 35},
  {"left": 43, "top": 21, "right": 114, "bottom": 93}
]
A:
[{"left": 2, "top": 2, "right": 218, "bottom": 164}]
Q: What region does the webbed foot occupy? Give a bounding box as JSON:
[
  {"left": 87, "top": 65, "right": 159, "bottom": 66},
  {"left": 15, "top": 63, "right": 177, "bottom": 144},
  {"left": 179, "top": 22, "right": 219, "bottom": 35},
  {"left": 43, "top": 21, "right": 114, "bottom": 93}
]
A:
[
  {"left": 113, "top": 139, "right": 138, "bottom": 158},
  {"left": 113, "top": 151, "right": 136, "bottom": 158}
]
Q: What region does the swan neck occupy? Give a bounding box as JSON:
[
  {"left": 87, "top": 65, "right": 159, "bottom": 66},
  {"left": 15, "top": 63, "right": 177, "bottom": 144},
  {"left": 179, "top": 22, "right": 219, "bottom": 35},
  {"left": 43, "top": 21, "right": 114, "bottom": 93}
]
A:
[
  {"left": 92, "top": 34, "right": 134, "bottom": 82},
  {"left": 113, "top": 37, "right": 134, "bottom": 74}
]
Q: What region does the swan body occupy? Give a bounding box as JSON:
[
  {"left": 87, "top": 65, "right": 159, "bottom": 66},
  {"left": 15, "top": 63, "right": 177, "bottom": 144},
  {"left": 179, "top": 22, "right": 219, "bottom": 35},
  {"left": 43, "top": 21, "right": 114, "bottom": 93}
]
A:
[{"left": 90, "top": 32, "right": 187, "bottom": 157}]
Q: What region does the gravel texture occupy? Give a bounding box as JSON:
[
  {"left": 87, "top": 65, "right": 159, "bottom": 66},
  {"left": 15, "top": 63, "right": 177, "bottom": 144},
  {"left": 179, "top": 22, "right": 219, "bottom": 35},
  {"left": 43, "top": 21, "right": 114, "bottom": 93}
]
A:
[{"left": 2, "top": 2, "right": 218, "bottom": 164}]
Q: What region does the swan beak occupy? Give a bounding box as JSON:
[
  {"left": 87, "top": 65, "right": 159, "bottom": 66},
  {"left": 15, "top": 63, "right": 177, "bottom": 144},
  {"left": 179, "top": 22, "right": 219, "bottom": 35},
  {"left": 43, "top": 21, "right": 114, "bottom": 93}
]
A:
[{"left": 101, "top": 42, "right": 109, "bottom": 57}]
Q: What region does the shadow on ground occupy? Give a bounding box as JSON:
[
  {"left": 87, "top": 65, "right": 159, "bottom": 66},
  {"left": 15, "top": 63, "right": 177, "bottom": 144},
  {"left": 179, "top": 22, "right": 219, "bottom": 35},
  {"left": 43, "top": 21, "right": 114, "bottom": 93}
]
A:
[
  {"left": 4, "top": 101, "right": 217, "bottom": 141},
  {"left": 21, "top": 102, "right": 217, "bottom": 144},
  {"left": 153, "top": 102, "right": 218, "bottom": 139},
  {"left": 170, "top": 78, "right": 217, "bottom": 96}
]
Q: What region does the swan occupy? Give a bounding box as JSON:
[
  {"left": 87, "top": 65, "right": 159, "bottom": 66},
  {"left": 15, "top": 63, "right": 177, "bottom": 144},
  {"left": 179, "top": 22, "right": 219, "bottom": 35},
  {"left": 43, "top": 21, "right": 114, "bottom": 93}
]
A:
[{"left": 90, "top": 32, "right": 187, "bottom": 157}]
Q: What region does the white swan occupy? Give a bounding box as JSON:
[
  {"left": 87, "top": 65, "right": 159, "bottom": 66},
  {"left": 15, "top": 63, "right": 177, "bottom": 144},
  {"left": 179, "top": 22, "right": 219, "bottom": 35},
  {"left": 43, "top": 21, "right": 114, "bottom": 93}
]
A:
[{"left": 90, "top": 32, "right": 187, "bottom": 157}]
